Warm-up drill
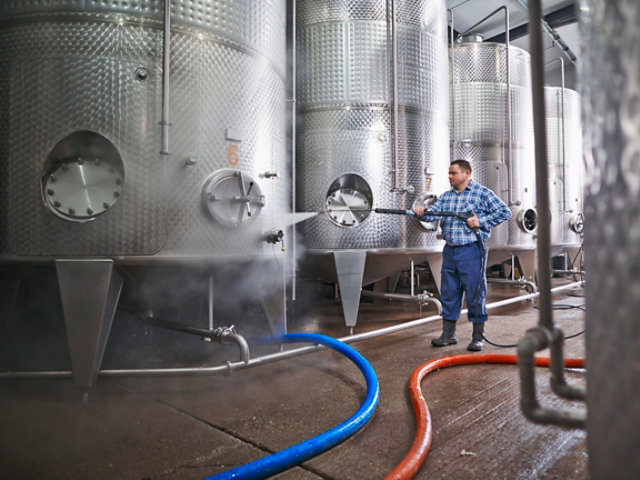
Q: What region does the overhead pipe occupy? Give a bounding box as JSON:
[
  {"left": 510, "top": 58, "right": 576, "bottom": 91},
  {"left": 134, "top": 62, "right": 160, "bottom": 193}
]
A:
[
  {"left": 384, "top": 353, "right": 585, "bottom": 480},
  {"left": 448, "top": 8, "right": 455, "bottom": 153},
  {"left": 517, "top": 0, "right": 586, "bottom": 428},
  {"left": 160, "top": 0, "right": 171, "bottom": 154},
  {"left": 0, "top": 281, "right": 582, "bottom": 380},
  {"left": 456, "top": 6, "right": 515, "bottom": 206},
  {"left": 203, "top": 332, "right": 380, "bottom": 480}
]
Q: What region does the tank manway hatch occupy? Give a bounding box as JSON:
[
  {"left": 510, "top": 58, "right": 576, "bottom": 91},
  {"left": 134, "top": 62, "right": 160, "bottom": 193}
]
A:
[{"left": 201, "top": 169, "right": 265, "bottom": 227}]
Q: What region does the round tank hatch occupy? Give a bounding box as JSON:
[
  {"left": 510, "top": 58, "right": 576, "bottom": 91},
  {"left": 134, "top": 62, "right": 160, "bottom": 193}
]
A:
[
  {"left": 325, "top": 174, "right": 373, "bottom": 228},
  {"left": 569, "top": 212, "right": 584, "bottom": 234},
  {"left": 517, "top": 207, "right": 538, "bottom": 233},
  {"left": 202, "top": 169, "right": 264, "bottom": 227},
  {"left": 41, "top": 131, "right": 124, "bottom": 222},
  {"left": 413, "top": 193, "right": 439, "bottom": 232}
]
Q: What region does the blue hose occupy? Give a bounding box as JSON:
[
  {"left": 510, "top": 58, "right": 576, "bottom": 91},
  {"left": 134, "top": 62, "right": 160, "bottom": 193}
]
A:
[{"left": 204, "top": 332, "right": 380, "bottom": 480}]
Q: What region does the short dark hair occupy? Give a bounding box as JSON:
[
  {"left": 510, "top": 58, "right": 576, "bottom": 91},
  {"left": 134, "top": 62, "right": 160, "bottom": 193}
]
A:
[{"left": 451, "top": 159, "right": 472, "bottom": 174}]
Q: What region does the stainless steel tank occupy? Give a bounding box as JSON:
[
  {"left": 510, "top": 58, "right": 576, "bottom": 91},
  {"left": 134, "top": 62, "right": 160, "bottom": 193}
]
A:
[
  {"left": 544, "top": 86, "right": 584, "bottom": 251},
  {"left": 581, "top": 1, "right": 640, "bottom": 477},
  {"left": 296, "top": 0, "right": 450, "bottom": 252},
  {"left": 0, "top": 0, "right": 288, "bottom": 260},
  {"left": 295, "top": 0, "right": 450, "bottom": 329},
  {"left": 0, "top": 0, "right": 288, "bottom": 386},
  {"left": 450, "top": 39, "right": 537, "bottom": 255}
]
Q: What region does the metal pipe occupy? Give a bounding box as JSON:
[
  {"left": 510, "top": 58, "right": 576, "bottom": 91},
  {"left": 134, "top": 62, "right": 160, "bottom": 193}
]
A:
[
  {"left": 208, "top": 275, "right": 214, "bottom": 331},
  {"left": 457, "top": 7, "right": 513, "bottom": 205},
  {"left": 545, "top": 57, "right": 566, "bottom": 210},
  {"left": 160, "top": 0, "right": 171, "bottom": 155},
  {"left": 517, "top": 326, "right": 586, "bottom": 428},
  {"left": 387, "top": 0, "right": 400, "bottom": 191},
  {"left": 143, "top": 316, "right": 250, "bottom": 364},
  {"left": 549, "top": 325, "right": 586, "bottom": 400},
  {"left": 487, "top": 277, "right": 537, "bottom": 294},
  {"left": 0, "top": 281, "right": 582, "bottom": 380},
  {"left": 448, "top": 9, "right": 455, "bottom": 153},
  {"left": 360, "top": 290, "right": 443, "bottom": 314},
  {"left": 517, "top": 0, "right": 586, "bottom": 427},
  {"left": 291, "top": 0, "right": 298, "bottom": 302}
]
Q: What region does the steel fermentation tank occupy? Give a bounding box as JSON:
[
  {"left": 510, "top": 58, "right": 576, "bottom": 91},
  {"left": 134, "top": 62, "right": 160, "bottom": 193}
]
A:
[
  {"left": 0, "top": 0, "right": 288, "bottom": 386},
  {"left": 296, "top": 0, "right": 450, "bottom": 328},
  {"left": 450, "top": 37, "right": 537, "bottom": 277},
  {"left": 581, "top": 0, "right": 640, "bottom": 477},
  {"left": 544, "top": 86, "right": 584, "bottom": 252}
]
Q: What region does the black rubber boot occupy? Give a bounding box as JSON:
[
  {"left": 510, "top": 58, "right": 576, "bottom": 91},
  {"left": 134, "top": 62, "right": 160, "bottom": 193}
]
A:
[
  {"left": 431, "top": 320, "right": 458, "bottom": 347},
  {"left": 467, "top": 322, "right": 484, "bottom": 351}
]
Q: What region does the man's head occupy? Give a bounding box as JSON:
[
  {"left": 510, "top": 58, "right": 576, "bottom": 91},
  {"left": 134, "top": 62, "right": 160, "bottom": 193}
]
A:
[{"left": 449, "top": 159, "right": 472, "bottom": 192}]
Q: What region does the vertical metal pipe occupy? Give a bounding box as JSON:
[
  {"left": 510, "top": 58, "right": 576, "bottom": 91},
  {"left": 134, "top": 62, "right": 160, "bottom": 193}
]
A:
[
  {"left": 160, "top": 0, "right": 171, "bottom": 155},
  {"left": 410, "top": 260, "right": 415, "bottom": 297},
  {"left": 291, "top": 0, "right": 297, "bottom": 301},
  {"left": 529, "top": 0, "right": 553, "bottom": 331},
  {"left": 387, "top": 0, "right": 400, "bottom": 191},
  {"left": 208, "top": 275, "right": 214, "bottom": 331},
  {"left": 544, "top": 57, "right": 567, "bottom": 209},
  {"left": 448, "top": 9, "right": 455, "bottom": 154},
  {"left": 504, "top": 8, "right": 513, "bottom": 206}
]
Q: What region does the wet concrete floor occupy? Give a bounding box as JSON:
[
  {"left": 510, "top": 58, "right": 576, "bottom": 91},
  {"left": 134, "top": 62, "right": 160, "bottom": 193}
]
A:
[{"left": 0, "top": 275, "right": 586, "bottom": 479}]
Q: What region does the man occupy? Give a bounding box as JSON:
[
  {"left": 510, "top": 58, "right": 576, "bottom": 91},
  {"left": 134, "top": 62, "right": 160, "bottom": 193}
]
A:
[{"left": 413, "top": 159, "right": 511, "bottom": 351}]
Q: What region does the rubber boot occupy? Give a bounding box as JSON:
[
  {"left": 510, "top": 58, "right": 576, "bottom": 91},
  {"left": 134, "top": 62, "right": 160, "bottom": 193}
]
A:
[
  {"left": 467, "top": 322, "right": 484, "bottom": 351},
  {"left": 431, "top": 320, "right": 458, "bottom": 347}
]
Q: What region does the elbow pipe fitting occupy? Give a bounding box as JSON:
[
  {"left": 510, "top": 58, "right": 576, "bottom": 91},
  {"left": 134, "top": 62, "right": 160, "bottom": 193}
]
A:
[
  {"left": 517, "top": 327, "right": 586, "bottom": 428},
  {"left": 549, "top": 326, "right": 586, "bottom": 401},
  {"left": 216, "top": 328, "right": 251, "bottom": 364}
]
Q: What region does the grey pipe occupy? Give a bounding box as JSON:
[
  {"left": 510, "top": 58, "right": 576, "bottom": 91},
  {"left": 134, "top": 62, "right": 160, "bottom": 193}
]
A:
[
  {"left": 360, "top": 290, "right": 443, "bottom": 314},
  {"left": 518, "top": 0, "right": 586, "bottom": 427},
  {"left": 549, "top": 325, "right": 586, "bottom": 400},
  {"left": 487, "top": 277, "right": 537, "bottom": 294},
  {"left": 545, "top": 57, "right": 566, "bottom": 210},
  {"left": 291, "top": 0, "right": 298, "bottom": 302},
  {"left": 160, "top": 0, "right": 171, "bottom": 155},
  {"left": 387, "top": 0, "right": 400, "bottom": 191},
  {"left": 518, "top": 326, "right": 586, "bottom": 428},
  {"left": 0, "top": 281, "right": 582, "bottom": 380},
  {"left": 457, "top": 7, "right": 513, "bottom": 205},
  {"left": 448, "top": 9, "right": 455, "bottom": 154}
]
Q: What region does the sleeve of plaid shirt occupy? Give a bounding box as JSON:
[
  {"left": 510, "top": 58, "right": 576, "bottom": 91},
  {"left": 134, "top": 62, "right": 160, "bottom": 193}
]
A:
[{"left": 475, "top": 184, "right": 511, "bottom": 232}]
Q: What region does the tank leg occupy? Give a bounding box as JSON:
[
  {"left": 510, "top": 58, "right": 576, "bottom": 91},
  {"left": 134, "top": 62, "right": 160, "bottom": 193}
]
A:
[
  {"left": 55, "top": 259, "right": 122, "bottom": 388},
  {"left": 333, "top": 251, "right": 366, "bottom": 329},
  {"left": 425, "top": 253, "right": 443, "bottom": 295},
  {"left": 516, "top": 250, "right": 536, "bottom": 284}
]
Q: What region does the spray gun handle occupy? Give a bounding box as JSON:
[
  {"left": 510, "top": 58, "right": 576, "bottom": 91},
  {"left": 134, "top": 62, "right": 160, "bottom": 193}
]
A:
[{"left": 373, "top": 208, "right": 416, "bottom": 216}]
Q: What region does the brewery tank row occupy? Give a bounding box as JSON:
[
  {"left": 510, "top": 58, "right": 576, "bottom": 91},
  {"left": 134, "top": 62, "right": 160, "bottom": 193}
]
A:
[{"left": 0, "top": 0, "right": 585, "bottom": 379}]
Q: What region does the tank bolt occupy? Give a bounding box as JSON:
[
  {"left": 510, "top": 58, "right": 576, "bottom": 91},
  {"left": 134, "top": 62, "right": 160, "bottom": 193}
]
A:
[
  {"left": 135, "top": 67, "right": 149, "bottom": 81},
  {"left": 54, "top": 201, "right": 61, "bottom": 208},
  {"left": 87, "top": 208, "right": 94, "bottom": 215},
  {"left": 115, "top": 178, "right": 122, "bottom": 185},
  {"left": 113, "top": 191, "right": 120, "bottom": 198},
  {"left": 47, "top": 189, "right": 54, "bottom": 196},
  {"left": 77, "top": 158, "right": 84, "bottom": 165},
  {"left": 68, "top": 208, "right": 76, "bottom": 215},
  {"left": 103, "top": 202, "right": 110, "bottom": 209},
  {"left": 185, "top": 154, "right": 198, "bottom": 166},
  {"left": 49, "top": 175, "right": 56, "bottom": 183}
]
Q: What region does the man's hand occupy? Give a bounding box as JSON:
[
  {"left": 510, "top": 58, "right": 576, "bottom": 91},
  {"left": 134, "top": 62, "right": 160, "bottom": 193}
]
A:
[
  {"left": 466, "top": 213, "right": 480, "bottom": 229},
  {"left": 412, "top": 206, "right": 426, "bottom": 217}
]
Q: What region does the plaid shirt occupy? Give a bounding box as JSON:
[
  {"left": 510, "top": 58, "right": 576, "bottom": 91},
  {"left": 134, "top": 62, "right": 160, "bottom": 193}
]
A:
[{"left": 421, "top": 181, "right": 511, "bottom": 246}]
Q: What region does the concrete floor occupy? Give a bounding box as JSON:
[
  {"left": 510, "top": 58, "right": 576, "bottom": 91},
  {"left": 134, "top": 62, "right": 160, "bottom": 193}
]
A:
[{"left": 0, "top": 272, "right": 586, "bottom": 479}]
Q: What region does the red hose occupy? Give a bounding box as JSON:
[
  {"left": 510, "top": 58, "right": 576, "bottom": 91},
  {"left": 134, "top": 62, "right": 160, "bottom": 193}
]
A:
[{"left": 384, "top": 354, "right": 585, "bottom": 480}]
